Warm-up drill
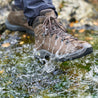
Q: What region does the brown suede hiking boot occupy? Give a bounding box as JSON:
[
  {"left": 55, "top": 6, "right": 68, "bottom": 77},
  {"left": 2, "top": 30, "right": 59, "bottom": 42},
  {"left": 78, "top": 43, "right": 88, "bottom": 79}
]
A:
[
  {"left": 33, "top": 9, "right": 93, "bottom": 62},
  {"left": 5, "top": 6, "right": 34, "bottom": 34}
]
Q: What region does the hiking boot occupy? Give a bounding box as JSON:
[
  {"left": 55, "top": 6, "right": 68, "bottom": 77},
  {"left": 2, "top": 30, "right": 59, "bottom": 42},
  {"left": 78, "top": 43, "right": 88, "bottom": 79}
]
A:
[
  {"left": 33, "top": 9, "right": 93, "bottom": 62},
  {"left": 5, "top": 5, "right": 34, "bottom": 35}
]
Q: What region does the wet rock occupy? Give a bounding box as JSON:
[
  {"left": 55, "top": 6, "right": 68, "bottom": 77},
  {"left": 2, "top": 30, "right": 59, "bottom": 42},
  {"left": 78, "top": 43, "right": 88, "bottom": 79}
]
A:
[
  {"left": 0, "top": 0, "right": 12, "bottom": 8},
  {"left": 53, "top": 0, "right": 93, "bottom": 20},
  {"left": 0, "top": 0, "right": 12, "bottom": 24},
  {"left": 0, "top": 7, "right": 9, "bottom": 24},
  {"left": 0, "top": 8, "right": 9, "bottom": 24},
  {"left": 53, "top": 0, "right": 97, "bottom": 27},
  {"left": 69, "top": 24, "right": 98, "bottom": 31}
]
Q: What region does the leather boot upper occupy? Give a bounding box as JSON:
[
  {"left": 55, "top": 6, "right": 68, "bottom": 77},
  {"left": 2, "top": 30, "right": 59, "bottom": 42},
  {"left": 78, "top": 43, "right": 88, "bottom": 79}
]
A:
[{"left": 33, "top": 9, "right": 90, "bottom": 55}]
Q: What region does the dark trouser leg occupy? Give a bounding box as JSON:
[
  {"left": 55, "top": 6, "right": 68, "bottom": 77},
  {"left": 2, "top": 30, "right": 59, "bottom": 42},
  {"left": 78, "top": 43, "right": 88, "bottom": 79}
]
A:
[
  {"left": 21, "top": 0, "right": 57, "bottom": 25},
  {"left": 14, "top": 0, "right": 23, "bottom": 9}
]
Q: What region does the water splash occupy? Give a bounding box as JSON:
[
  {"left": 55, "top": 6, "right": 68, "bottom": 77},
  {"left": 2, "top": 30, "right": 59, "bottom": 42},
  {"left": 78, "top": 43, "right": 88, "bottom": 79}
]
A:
[{"left": 0, "top": 30, "right": 98, "bottom": 98}]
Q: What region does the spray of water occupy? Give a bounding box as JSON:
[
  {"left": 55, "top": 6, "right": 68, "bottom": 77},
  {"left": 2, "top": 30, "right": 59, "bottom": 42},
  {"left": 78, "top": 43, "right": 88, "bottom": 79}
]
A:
[{"left": 0, "top": 30, "right": 98, "bottom": 97}]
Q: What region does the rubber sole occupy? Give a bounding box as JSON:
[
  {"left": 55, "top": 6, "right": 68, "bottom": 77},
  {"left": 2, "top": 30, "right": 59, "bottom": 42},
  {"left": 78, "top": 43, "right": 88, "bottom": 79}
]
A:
[
  {"left": 5, "top": 19, "right": 34, "bottom": 35},
  {"left": 58, "top": 47, "right": 93, "bottom": 62},
  {"left": 35, "top": 46, "right": 93, "bottom": 62}
]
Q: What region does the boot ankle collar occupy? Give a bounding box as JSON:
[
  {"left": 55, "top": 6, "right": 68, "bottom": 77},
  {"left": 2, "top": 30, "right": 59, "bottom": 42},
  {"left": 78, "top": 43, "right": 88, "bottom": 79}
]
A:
[{"left": 40, "top": 9, "right": 57, "bottom": 18}]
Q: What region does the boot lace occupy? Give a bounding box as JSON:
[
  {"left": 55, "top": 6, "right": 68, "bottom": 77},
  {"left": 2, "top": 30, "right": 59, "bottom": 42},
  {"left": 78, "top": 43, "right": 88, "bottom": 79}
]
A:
[{"left": 43, "top": 16, "right": 77, "bottom": 42}]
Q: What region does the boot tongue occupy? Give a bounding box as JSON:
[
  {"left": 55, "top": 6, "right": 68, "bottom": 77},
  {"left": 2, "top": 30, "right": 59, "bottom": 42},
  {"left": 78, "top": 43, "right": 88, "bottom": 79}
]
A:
[{"left": 40, "top": 9, "right": 56, "bottom": 18}]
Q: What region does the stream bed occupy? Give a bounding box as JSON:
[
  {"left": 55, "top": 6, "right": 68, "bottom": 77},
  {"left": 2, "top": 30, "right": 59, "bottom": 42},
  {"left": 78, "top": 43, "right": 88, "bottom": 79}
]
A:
[
  {"left": 0, "top": 26, "right": 98, "bottom": 98},
  {"left": 0, "top": 0, "right": 98, "bottom": 98}
]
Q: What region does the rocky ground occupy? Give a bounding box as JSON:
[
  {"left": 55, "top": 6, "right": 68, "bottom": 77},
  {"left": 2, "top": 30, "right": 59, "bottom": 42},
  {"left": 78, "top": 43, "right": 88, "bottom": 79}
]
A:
[
  {"left": 0, "top": 0, "right": 12, "bottom": 23},
  {"left": 53, "top": 0, "right": 98, "bottom": 30}
]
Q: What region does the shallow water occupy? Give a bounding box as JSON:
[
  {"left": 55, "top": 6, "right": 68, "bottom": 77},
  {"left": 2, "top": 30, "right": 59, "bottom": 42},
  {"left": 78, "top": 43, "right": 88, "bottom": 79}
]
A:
[
  {"left": 0, "top": 29, "right": 98, "bottom": 98},
  {"left": 0, "top": 0, "right": 98, "bottom": 97}
]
